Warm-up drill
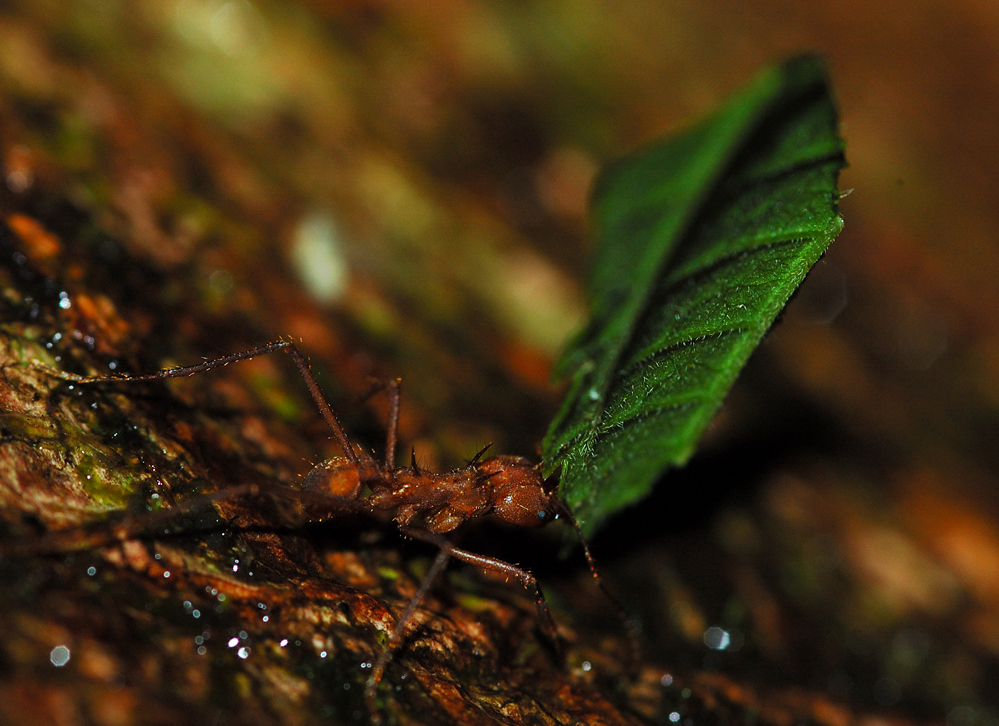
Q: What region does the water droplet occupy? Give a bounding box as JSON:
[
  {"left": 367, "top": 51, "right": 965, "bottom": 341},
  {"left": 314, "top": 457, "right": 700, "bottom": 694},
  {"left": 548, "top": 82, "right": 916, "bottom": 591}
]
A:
[
  {"left": 49, "top": 645, "right": 71, "bottom": 667},
  {"left": 86, "top": 566, "right": 96, "bottom": 577},
  {"left": 237, "top": 647, "right": 250, "bottom": 659},
  {"left": 703, "top": 626, "right": 730, "bottom": 650}
]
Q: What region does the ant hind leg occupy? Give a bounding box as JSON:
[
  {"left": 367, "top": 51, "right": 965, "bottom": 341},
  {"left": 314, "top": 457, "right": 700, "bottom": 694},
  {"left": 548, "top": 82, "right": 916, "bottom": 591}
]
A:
[
  {"left": 0, "top": 480, "right": 371, "bottom": 560},
  {"left": 38, "top": 340, "right": 359, "bottom": 465},
  {"left": 0, "top": 483, "right": 264, "bottom": 559}
]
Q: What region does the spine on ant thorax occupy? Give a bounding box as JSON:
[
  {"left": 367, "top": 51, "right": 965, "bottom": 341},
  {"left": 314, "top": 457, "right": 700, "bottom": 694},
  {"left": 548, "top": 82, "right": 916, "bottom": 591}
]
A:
[{"left": 369, "top": 467, "right": 493, "bottom": 533}]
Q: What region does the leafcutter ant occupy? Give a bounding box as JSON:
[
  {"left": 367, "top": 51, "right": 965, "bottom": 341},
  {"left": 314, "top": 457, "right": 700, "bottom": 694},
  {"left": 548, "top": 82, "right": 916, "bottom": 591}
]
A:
[{"left": 15, "top": 339, "right": 632, "bottom": 716}]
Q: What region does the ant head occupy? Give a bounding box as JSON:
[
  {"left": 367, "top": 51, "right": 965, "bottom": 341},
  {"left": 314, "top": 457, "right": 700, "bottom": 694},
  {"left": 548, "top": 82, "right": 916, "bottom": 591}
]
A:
[{"left": 479, "top": 455, "right": 557, "bottom": 528}]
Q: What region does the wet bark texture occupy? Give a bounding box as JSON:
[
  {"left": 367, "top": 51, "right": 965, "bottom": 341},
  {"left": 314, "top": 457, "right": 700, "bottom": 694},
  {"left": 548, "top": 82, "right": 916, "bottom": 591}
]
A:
[
  {"left": 1, "top": 3, "right": 998, "bottom": 726},
  {"left": 0, "top": 222, "right": 641, "bottom": 726}
]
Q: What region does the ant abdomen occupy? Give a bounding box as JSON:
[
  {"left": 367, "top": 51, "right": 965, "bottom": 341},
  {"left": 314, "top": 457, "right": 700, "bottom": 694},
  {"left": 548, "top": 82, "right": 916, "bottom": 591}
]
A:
[{"left": 300, "top": 457, "right": 364, "bottom": 499}]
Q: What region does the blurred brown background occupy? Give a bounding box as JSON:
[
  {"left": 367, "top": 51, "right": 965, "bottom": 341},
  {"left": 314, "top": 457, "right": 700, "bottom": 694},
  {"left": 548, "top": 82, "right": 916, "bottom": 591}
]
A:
[{"left": 1, "top": 1, "right": 997, "bottom": 724}]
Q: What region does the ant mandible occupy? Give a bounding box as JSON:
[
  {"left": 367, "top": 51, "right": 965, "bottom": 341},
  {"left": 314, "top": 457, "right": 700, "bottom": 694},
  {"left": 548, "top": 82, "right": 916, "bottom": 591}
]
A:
[{"left": 33, "top": 339, "right": 630, "bottom": 712}]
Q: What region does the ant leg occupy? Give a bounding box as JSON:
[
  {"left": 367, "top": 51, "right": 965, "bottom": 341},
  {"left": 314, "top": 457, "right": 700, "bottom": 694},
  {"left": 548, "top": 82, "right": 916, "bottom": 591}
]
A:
[
  {"left": 349, "top": 377, "right": 402, "bottom": 468},
  {"left": 0, "top": 483, "right": 262, "bottom": 558},
  {"left": 384, "top": 378, "right": 401, "bottom": 469},
  {"left": 365, "top": 542, "right": 452, "bottom": 719},
  {"left": 281, "top": 344, "right": 359, "bottom": 466},
  {"left": 555, "top": 503, "right": 642, "bottom": 665},
  {"left": 365, "top": 524, "right": 562, "bottom": 719},
  {"left": 39, "top": 340, "right": 359, "bottom": 465},
  {"left": 0, "top": 479, "right": 373, "bottom": 559},
  {"left": 398, "top": 525, "right": 563, "bottom": 657}
]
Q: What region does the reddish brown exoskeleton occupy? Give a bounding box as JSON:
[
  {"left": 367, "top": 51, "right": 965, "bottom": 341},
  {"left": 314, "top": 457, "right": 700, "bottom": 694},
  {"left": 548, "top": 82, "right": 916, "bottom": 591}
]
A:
[{"left": 24, "top": 340, "right": 630, "bottom": 714}]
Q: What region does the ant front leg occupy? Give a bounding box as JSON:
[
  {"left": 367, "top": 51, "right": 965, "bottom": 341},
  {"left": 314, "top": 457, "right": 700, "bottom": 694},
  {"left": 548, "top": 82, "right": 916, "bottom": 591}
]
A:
[
  {"left": 447, "top": 545, "right": 562, "bottom": 658},
  {"left": 555, "top": 502, "right": 643, "bottom": 666}
]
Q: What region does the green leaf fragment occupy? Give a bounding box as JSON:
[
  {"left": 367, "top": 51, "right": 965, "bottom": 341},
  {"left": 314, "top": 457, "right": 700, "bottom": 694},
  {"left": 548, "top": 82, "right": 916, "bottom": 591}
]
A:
[{"left": 543, "top": 55, "right": 846, "bottom": 535}]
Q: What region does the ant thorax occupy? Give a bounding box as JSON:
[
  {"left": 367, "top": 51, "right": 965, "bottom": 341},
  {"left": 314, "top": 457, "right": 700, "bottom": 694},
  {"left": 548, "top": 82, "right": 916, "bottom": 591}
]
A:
[{"left": 300, "top": 450, "right": 555, "bottom": 533}]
